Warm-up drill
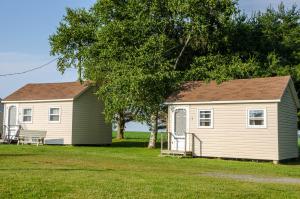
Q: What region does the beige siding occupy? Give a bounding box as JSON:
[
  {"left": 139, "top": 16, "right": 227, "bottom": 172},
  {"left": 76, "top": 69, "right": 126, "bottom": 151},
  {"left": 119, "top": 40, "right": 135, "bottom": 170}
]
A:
[
  {"left": 278, "top": 84, "right": 299, "bottom": 160},
  {"left": 169, "top": 103, "right": 279, "bottom": 160},
  {"left": 168, "top": 106, "right": 172, "bottom": 133},
  {"left": 2, "top": 104, "right": 7, "bottom": 133},
  {"left": 0, "top": 103, "right": 3, "bottom": 135},
  {"left": 4, "top": 101, "right": 73, "bottom": 144},
  {"left": 72, "top": 88, "right": 112, "bottom": 145},
  {"left": 0, "top": 111, "right": 3, "bottom": 135}
]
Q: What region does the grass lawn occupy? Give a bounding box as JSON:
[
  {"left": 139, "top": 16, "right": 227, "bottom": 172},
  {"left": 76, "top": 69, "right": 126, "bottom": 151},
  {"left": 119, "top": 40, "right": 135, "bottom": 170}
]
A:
[{"left": 0, "top": 132, "right": 300, "bottom": 199}]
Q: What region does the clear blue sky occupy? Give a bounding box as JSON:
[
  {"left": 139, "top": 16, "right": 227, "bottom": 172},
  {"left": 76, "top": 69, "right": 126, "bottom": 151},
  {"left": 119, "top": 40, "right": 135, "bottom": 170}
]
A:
[{"left": 0, "top": 0, "right": 299, "bottom": 131}]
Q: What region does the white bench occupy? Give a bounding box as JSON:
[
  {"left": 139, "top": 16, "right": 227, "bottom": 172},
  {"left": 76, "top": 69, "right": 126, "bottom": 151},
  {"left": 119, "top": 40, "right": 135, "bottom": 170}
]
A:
[{"left": 18, "top": 130, "right": 47, "bottom": 146}]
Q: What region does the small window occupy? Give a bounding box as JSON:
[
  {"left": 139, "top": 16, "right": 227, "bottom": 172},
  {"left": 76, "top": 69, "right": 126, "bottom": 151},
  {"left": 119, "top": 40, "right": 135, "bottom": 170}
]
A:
[
  {"left": 49, "top": 108, "right": 60, "bottom": 122},
  {"left": 22, "top": 108, "right": 32, "bottom": 123},
  {"left": 198, "top": 109, "right": 213, "bottom": 128},
  {"left": 247, "top": 109, "right": 266, "bottom": 128}
]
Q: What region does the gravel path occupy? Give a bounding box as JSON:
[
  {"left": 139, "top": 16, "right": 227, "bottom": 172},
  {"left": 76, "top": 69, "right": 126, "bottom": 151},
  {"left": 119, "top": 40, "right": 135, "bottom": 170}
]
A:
[{"left": 202, "top": 172, "right": 300, "bottom": 184}]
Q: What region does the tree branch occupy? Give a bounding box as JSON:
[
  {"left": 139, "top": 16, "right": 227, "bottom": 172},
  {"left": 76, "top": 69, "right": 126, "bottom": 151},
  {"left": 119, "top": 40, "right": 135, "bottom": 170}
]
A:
[{"left": 173, "top": 34, "right": 191, "bottom": 70}]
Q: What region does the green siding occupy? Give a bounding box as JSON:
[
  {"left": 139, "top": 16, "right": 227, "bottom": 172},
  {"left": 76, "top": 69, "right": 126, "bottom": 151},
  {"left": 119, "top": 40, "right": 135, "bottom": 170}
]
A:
[
  {"left": 72, "top": 87, "right": 112, "bottom": 145},
  {"left": 278, "top": 83, "right": 299, "bottom": 160}
]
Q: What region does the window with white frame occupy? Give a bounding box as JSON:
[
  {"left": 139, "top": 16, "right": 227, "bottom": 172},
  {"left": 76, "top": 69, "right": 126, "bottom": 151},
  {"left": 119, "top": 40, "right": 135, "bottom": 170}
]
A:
[
  {"left": 247, "top": 109, "right": 266, "bottom": 128},
  {"left": 49, "top": 107, "right": 60, "bottom": 122},
  {"left": 198, "top": 109, "right": 213, "bottom": 128},
  {"left": 22, "top": 108, "right": 32, "bottom": 123}
]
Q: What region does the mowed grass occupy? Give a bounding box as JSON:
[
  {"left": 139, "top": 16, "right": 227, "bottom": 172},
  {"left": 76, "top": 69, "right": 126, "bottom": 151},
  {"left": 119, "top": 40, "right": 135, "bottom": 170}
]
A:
[{"left": 0, "top": 132, "right": 300, "bottom": 199}]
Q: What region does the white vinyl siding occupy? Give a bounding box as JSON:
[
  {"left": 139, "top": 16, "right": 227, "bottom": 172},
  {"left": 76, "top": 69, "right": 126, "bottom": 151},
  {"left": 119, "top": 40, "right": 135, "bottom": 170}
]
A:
[
  {"left": 185, "top": 103, "right": 278, "bottom": 160},
  {"left": 13, "top": 102, "right": 73, "bottom": 144},
  {"left": 0, "top": 104, "right": 3, "bottom": 136},
  {"left": 2, "top": 87, "right": 112, "bottom": 145}
]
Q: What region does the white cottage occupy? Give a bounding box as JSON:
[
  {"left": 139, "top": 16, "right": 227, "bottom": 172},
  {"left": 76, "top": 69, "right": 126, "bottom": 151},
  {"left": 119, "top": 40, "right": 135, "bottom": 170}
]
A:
[
  {"left": 2, "top": 82, "right": 112, "bottom": 145},
  {"left": 0, "top": 99, "right": 3, "bottom": 137},
  {"left": 164, "top": 76, "right": 299, "bottom": 163}
]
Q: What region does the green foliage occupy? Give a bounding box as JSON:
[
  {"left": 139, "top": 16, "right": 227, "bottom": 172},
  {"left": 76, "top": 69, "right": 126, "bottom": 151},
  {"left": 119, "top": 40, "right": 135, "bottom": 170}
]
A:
[
  {"left": 49, "top": 8, "right": 97, "bottom": 80},
  {"left": 226, "top": 3, "right": 300, "bottom": 82},
  {"left": 87, "top": 0, "right": 238, "bottom": 123},
  {"left": 185, "top": 54, "right": 260, "bottom": 82},
  {"left": 50, "top": 1, "right": 300, "bottom": 137},
  {"left": 254, "top": 3, "right": 300, "bottom": 66}
]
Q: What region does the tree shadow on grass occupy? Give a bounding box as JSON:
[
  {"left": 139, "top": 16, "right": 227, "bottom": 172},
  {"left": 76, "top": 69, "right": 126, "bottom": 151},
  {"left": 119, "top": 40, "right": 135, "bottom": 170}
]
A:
[
  {"left": 0, "top": 168, "right": 113, "bottom": 172},
  {"left": 111, "top": 141, "right": 149, "bottom": 148},
  {"left": 280, "top": 148, "right": 300, "bottom": 165},
  {"left": 120, "top": 137, "right": 148, "bottom": 140},
  {"left": 0, "top": 154, "right": 40, "bottom": 157},
  {"left": 111, "top": 140, "right": 164, "bottom": 148},
  {"left": 280, "top": 155, "right": 300, "bottom": 165}
]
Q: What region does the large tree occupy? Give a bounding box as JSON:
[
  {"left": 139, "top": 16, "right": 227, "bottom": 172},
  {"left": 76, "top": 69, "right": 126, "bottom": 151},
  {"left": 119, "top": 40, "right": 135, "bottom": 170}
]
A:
[
  {"left": 50, "top": 1, "right": 300, "bottom": 147},
  {"left": 86, "top": 0, "right": 179, "bottom": 145},
  {"left": 86, "top": 0, "right": 238, "bottom": 148},
  {"left": 49, "top": 0, "right": 239, "bottom": 146}
]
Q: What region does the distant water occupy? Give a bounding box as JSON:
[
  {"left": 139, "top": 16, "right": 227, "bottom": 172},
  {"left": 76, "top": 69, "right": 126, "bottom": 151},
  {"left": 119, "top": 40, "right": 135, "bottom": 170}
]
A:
[
  {"left": 125, "top": 121, "right": 150, "bottom": 132},
  {"left": 113, "top": 121, "right": 165, "bottom": 132}
]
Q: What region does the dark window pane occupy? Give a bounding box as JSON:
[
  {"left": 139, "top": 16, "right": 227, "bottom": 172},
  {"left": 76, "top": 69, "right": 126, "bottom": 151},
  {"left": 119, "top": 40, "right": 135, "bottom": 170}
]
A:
[
  {"left": 200, "top": 111, "right": 211, "bottom": 118},
  {"left": 50, "top": 115, "right": 59, "bottom": 121},
  {"left": 23, "top": 109, "right": 32, "bottom": 115},
  {"left": 200, "top": 119, "right": 211, "bottom": 126},
  {"left": 50, "top": 108, "right": 59, "bottom": 115},
  {"left": 250, "top": 119, "right": 264, "bottom": 126},
  {"left": 23, "top": 116, "right": 31, "bottom": 122}
]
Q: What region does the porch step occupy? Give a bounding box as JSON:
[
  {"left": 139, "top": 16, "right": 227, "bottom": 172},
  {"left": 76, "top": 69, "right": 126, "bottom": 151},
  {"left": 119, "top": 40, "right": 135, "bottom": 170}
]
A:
[{"left": 161, "top": 150, "right": 193, "bottom": 157}]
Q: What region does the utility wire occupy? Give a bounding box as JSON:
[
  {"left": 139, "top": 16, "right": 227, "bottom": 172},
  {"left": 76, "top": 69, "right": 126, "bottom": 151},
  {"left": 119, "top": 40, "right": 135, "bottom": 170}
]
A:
[{"left": 0, "top": 57, "right": 59, "bottom": 77}]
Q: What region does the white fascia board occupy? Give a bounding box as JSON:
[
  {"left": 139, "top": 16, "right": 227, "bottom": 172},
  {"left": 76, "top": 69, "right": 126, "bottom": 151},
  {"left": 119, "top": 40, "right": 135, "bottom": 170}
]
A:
[
  {"left": 164, "top": 99, "right": 281, "bottom": 105},
  {"left": 2, "top": 98, "right": 74, "bottom": 103}
]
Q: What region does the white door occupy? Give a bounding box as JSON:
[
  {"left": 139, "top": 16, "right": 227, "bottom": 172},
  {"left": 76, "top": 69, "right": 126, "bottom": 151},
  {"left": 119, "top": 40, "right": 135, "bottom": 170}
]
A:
[
  {"left": 6, "top": 105, "right": 18, "bottom": 139},
  {"left": 171, "top": 108, "right": 187, "bottom": 151}
]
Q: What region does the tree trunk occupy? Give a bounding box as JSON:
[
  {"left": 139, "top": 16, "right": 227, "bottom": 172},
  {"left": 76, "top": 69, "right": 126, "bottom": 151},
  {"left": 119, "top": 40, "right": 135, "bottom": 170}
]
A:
[
  {"left": 148, "top": 113, "right": 158, "bottom": 148},
  {"left": 116, "top": 112, "right": 125, "bottom": 139}
]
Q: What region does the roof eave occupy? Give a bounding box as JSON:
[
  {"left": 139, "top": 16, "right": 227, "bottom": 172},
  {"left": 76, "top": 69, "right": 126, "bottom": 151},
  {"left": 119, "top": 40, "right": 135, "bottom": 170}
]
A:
[
  {"left": 1, "top": 98, "right": 74, "bottom": 103},
  {"left": 164, "top": 99, "right": 281, "bottom": 105}
]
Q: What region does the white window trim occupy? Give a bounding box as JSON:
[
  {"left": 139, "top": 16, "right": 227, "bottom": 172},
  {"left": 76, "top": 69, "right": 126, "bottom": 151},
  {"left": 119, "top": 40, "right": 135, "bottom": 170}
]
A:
[
  {"left": 246, "top": 108, "right": 267, "bottom": 128},
  {"left": 197, "top": 109, "right": 214, "bottom": 129},
  {"left": 21, "top": 108, "right": 33, "bottom": 124},
  {"left": 48, "top": 107, "right": 61, "bottom": 123}
]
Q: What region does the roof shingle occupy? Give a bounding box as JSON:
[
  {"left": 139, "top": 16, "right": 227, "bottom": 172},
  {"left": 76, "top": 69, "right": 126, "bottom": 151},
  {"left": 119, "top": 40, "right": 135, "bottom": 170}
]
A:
[
  {"left": 3, "top": 82, "right": 90, "bottom": 101},
  {"left": 166, "top": 76, "right": 291, "bottom": 103}
]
